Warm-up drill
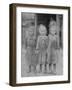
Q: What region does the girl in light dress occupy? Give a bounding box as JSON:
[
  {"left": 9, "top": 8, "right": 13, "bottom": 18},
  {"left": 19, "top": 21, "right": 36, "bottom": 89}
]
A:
[
  {"left": 47, "top": 19, "right": 59, "bottom": 74},
  {"left": 36, "top": 24, "right": 48, "bottom": 73}
]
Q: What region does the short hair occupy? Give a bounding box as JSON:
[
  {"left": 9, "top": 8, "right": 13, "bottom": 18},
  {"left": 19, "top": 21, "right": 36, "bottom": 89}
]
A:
[
  {"left": 49, "top": 19, "right": 57, "bottom": 28},
  {"left": 39, "top": 24, "right": 47, "bottom": 34}
]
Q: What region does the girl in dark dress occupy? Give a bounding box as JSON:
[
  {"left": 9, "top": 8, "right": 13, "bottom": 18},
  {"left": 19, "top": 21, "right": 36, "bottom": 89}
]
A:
[{"left": 47, "top": 20, "right": 59, "bottom": 74}]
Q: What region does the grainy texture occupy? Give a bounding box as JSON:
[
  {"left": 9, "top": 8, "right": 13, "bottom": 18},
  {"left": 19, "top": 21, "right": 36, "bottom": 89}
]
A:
[
  {"left": 21, "top": 13, "right": 63, "bottom": 77},
  {"left": 9, "top": 3, "right": 70, "bottom": 86}
]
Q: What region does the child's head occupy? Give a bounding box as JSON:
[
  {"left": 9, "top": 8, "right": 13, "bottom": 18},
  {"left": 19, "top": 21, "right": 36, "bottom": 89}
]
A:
[
  {"left": 49, "top": 19, "right": 57, "bottom": 35},
  {"left": 39, "top": 24, "right": 47, "bottom": 35},
  {"left": 28, "top": 26, "right": 35, "bottom": 36}
]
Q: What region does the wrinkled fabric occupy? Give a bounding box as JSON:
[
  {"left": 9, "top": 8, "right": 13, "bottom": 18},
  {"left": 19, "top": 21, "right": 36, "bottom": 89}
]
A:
[
  {"left": 47, "top": 34, "right": 58, "bottom": 64},
  {"left": 36, "top": 36, "right": 48, "bottom": 64}
]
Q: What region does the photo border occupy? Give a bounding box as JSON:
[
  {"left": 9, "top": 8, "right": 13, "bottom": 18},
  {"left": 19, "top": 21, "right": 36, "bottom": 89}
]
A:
[{"left": 9, "top": 3, "right": 70, "bottom": 86}]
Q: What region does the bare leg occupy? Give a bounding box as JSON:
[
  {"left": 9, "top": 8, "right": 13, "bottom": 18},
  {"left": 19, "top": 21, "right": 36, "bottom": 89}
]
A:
[
  {"left": 45, "top": 64, "right": 47, "bottom": 72},
  {"left": 49, "top": 64, "right": 52, "bottom": 73},
  {"left": 31, "top": 65, "right": 34, "bottom": 73},
  {"left": 34, "top": 65, "right": 36, "bottom": 73},
  {"left": 31, "top": 65, "right": 36, "bottom": 73},
  {"left": 38, "top": 64, "right": 42, "bottom": 73},
  {"left": 27, "top": 65, "right": 31, "bottom": 73},
  {"left": 46, "top": 64, "right": 49, "bottom": 73},
  {"left": 42, "top": 64, "right": 45, "bottom": 73},
  {"left": 40, "top": 64, "right": 42, "bottom": 72},
  {"left": 53, "top": 64, "right": 56, "bottom": 74}
]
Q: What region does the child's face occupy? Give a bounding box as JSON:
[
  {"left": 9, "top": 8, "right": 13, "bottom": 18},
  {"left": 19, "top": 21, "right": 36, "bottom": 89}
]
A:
[
  {"left": 49, "top": 26, "right": 56, "bottom": 35},
  {"left": 39, "top": 25, "right": 47, "bottom": 35},
  {"left": 39, "top": 29, "right": 46, "bottom": 35},
  {"left": 29, "top": 30, "right": 34, "bottom": 35},
  {"left": 49, "top": 22, "right": 57, "bottom": 35},
  {"left": 28, "top": 26, "right": 34, "bottom": 36}
]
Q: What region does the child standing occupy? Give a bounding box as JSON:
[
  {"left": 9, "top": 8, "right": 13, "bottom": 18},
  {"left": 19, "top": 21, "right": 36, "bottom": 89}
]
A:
[
  {"left": 25, "top": 26, "right": 36, "bottom": 73},
  {"left": 47, "top": 19, "right": 59, "bottom": 74},
  {"left": 36, "top": 24, "right": 48, "bottom": 73}
]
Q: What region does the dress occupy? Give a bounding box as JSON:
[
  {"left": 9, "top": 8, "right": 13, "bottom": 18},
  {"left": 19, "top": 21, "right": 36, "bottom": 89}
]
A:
[
  {"left": 47, "top": 34, "right": 58, "bottom": 64},
  {"left": 36, "top": 36, "right": 48, "bottom": 64},
  {"left": 25, "top": 36, "right": 38, "bottom": 66}
]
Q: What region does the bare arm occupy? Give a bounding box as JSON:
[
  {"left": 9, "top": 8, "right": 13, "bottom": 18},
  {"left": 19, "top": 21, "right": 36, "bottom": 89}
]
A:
[
  {"left": 35, "top": 37, "right": 40, "bottom": 53},
  {"left": 36, "top": 37, "right": 40, "bottom": 50},
  {"left": 46, "top": 36, "right": 51, "bottom": 61},
  {"left": 56, "top": 35, "right": 60, "bottom": 49}
]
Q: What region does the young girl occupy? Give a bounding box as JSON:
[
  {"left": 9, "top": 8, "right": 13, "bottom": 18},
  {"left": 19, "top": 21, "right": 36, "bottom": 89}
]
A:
[
  {"left": 36, "top": 24, "right": 48, "bottom": 73},
  {"left": 25, "top": 26, "right": 36, "bottom": 73},
  {"left": 47, "top": 19, "right": 59, "bottom": 74}
]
